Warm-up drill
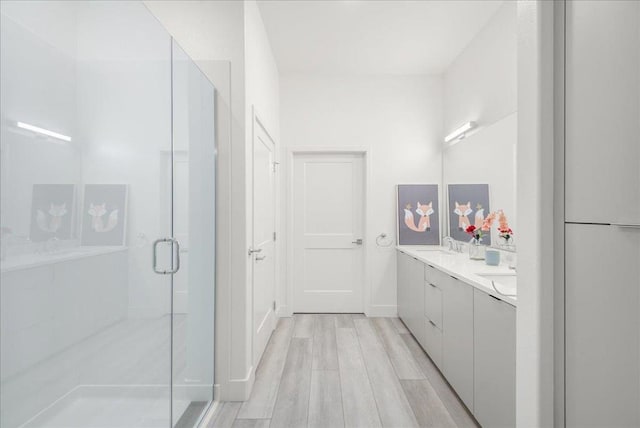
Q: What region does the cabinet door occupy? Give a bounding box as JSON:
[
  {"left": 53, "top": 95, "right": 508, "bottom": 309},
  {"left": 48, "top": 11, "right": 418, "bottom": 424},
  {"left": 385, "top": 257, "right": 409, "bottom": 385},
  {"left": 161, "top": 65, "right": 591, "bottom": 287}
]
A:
[
  {"left": 474, "top": 289, "right": 516, "bottom": 428},
  {"left": 424, "top": 280, "right": 443, "bottom": 329},
  {"left": 397, "top": 251, "right": 411, "bottom": 323},
  {"left": 565, "top": 0, "right": 640, "bottom": 224},
  {"left": 409, "top": 257, "right": 426, "bottom": 347},
  {"left": 441, "top": 275, "right": 474, "bottom": 410},
  {"left": 565, "top": 224, "right": 640, "bottom": 427}
]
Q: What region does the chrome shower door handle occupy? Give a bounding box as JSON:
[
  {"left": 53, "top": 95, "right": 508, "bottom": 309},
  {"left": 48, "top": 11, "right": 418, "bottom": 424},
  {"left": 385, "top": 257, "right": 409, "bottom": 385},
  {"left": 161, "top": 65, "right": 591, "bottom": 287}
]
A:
[
  {"left": 153, "top": 237, "right": 180, "bottom": 274},
  {"left": 172, "top": 239, "right": 180, "bottom": 273}
]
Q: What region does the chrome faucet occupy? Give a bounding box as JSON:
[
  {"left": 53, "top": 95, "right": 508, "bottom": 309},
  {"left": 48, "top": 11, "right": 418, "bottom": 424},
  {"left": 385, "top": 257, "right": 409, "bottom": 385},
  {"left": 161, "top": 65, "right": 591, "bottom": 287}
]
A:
[
  {"left": 443, "top": 236, "right": 461, "bottom": 252},
  {"left": 443, "top": 236, "right": 454, "bottom": 251}
]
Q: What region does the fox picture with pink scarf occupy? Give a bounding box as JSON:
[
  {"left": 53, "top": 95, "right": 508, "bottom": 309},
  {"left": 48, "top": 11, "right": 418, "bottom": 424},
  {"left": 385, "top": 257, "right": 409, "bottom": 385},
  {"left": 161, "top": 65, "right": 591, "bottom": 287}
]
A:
[
  {"left": 447, "top": 183, "right": 491, "bottom": 245},
  {"left": 396, "top": 184, "right": 440, "bottom": 245}
]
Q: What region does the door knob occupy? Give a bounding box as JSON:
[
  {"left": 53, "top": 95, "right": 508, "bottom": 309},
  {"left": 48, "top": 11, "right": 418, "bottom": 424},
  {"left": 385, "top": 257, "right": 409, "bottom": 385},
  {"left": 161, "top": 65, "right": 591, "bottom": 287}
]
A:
[{"left": 352, "top": 238, "right": 363, "bottom": 245}]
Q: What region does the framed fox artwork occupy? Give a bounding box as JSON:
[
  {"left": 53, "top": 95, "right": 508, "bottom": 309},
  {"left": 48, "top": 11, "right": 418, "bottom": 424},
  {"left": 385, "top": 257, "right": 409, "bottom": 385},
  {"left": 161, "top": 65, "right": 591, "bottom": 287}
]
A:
[{"left": 396, "top": 184, "right": 440, "bottom": 245}]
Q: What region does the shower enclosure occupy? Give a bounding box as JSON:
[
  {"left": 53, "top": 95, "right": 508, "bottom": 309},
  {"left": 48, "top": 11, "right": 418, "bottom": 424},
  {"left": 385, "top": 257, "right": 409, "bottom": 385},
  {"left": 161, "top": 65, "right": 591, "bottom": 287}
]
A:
[{"left": 0, "top": 2, "right": 219, "bottom": 426}]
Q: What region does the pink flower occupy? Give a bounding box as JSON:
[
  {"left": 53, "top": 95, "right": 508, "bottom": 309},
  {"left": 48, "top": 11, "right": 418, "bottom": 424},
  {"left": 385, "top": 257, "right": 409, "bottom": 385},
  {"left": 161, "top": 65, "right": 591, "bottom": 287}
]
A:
[
  {"left": 481, "top": 211, "right": 496, "bottom": 231},
  {"left": 497, "top": 210, "right": 510, "bottom": 230}
]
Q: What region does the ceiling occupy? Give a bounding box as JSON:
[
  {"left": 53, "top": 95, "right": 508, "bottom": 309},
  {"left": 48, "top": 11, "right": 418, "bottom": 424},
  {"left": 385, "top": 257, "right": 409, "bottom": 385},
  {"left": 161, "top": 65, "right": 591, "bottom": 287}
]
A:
[{"left": 257, "top": 0, "right": 504, "bottom": 75}]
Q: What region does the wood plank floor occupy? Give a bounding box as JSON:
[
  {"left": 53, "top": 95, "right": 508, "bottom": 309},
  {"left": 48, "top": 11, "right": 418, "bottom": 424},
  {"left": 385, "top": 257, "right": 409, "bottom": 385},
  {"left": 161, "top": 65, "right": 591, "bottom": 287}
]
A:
[{"left": 207, "top": 315, "right": 478, "bottom": 428}]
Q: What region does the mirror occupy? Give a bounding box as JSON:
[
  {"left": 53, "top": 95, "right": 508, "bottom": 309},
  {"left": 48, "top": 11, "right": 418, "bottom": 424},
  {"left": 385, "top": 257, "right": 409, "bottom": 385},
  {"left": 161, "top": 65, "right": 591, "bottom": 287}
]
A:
[{"left": 442, "top": 113, "right": 517, "bottom": 249}]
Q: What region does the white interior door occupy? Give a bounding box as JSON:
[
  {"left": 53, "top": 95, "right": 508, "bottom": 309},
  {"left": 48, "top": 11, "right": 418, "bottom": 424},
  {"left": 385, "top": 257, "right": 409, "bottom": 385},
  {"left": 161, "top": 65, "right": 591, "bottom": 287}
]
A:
[
  {"left": 252, "top": 116, "right": 277, "bottom": 365},
  {"left": 292, "top": 153, "right": 364, "bottom": 313}
]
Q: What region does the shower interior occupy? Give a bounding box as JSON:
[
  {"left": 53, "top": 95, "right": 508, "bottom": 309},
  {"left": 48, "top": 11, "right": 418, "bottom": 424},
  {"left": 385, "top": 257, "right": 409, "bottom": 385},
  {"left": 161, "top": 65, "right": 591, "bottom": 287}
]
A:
[{"left": 0, "top": 1, "right": 222, "bottom": 427}]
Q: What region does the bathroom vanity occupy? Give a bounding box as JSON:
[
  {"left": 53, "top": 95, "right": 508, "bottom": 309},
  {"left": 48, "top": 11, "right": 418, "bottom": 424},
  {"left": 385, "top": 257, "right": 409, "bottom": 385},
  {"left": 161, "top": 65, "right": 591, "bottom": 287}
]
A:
[{"left": 397, "top": 246, "right": 516, "bottom": 428}]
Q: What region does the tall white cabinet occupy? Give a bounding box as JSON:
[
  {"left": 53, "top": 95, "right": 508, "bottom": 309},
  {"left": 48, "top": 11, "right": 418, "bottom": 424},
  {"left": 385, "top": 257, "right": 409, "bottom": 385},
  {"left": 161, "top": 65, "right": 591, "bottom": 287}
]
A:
[
  {"left": 565, "top": 0, "right": 640, "bottom": 224},
  {"left": 564, "top": 1, "right": 640, "bottom": 426},
  {"left": 565, "top": 225, "right": 639, "bottom": 426}
]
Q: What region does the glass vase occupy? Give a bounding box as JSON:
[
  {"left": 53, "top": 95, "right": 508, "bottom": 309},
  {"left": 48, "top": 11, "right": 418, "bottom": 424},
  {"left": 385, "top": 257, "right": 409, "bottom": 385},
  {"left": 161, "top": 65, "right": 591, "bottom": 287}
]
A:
[{"left": 468, "top": 240, "right": 486, "bottom": 260}]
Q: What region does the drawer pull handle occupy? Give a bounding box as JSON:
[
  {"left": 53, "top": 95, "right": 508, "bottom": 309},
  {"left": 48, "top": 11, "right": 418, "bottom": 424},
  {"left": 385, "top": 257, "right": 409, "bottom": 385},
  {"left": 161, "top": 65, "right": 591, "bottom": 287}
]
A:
[
  {"left": 429, "top": 283, "right": 437, "bottom": 288},
  {"left": 428, "top": 319, "right": 436, "bottom": 327},
  {"left": 612, "top": 223, "right": 640, "bottom": 229}
]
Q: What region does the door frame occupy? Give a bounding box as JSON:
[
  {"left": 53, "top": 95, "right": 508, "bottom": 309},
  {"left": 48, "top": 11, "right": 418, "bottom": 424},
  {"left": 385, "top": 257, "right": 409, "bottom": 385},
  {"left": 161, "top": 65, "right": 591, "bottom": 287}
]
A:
[
  {"left": 285, "top": 147, "right": 370, "bottom": 316},
  {"left": 251, "top": 107, "right": 278, "bottom": 366}
]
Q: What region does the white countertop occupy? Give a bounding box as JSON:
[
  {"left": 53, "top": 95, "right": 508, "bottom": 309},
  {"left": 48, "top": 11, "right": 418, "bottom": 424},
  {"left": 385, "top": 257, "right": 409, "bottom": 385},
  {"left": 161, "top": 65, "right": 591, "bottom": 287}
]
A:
[
  {"left": 1, "top": 246, "right": 129, "bottom": 273},
  {"left": 397, "top": 245, "right": 517, "bottom": 307}
]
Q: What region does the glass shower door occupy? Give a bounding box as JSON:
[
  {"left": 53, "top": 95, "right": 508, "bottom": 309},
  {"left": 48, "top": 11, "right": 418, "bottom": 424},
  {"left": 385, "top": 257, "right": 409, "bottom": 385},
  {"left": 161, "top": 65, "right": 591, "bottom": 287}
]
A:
[
  {"left": 170, "top": 41, "right": 216, "bottom": 426},
  {"left": 0, "top": 1, "right": 175, "bottom": 426}
]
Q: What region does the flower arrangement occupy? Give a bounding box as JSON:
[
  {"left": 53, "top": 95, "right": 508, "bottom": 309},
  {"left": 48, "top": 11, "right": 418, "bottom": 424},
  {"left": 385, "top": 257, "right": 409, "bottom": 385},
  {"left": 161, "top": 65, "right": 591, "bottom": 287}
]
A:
[
  {"left": 497, "top": 210, "right": 514, "bottom": 243},
  {"left": 466, "top": 209, "right": 515, "bottom": 244},
  {"left": 466, "top": 211, "right": 496, "bottom": 244},
  {"left": 465, "top": 225, "right": 483, "bottom": 242}
]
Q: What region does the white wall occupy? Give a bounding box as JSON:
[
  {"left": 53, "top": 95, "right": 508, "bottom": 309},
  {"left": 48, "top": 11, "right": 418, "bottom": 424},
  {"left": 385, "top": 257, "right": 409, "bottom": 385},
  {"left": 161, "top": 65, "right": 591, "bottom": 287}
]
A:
[
  {"left": 244, "top": 0, "right": 281, "bottom": 367},
  {"left": 280, "top": 74, "right": 442, "bottom": 316},
  {"left": 245, "top": 1, "right": 280, "bottom": 141},
  {"left": 442, "top": 1, "right": 517, "bottom": 241},
  {"left": 517, "top": 1, "right": 556, "bottom": 426}
]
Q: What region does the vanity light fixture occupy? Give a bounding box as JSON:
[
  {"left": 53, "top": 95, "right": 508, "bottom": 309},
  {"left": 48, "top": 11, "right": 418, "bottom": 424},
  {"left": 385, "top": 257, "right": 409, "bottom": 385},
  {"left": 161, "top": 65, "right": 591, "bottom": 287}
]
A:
[
  {"left": 16, "top": 121, "right": 72, "bottom": 142},
  {"left": 444, "top": 121, "right": 476, "bottom": 144}
]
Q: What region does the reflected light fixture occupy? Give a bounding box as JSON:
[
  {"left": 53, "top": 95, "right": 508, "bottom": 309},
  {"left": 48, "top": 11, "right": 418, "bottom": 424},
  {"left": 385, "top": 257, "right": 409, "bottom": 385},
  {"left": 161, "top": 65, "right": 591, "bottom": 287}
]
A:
[
  {"left": 444, "top": 121, "right": 477, "bottom": 144},
  {"left": 16, "top": 121, "right": 72, "bottom": 142}
]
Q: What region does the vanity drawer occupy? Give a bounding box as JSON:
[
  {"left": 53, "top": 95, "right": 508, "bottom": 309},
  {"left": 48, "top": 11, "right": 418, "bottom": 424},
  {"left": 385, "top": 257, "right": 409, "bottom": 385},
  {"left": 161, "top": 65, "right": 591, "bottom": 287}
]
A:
[
  {"left": 424, "top": 318, "right": 443, "bottom": 369},
  {"left": 424, "top": 263, "right": 436, "bottom": 283},
  {"left": 424, "top": 281, "right": 443, "bottom": 329},
  {"left": 424, "top": 263, "right": 450, "bottom": 287}
]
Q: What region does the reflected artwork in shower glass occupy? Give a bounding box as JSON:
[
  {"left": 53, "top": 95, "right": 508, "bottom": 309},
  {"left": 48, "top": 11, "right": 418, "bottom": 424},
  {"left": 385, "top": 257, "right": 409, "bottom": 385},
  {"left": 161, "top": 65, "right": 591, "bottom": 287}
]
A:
[
  {"left": 0, "top": 1, "right": 218, "bottom": 427},
  {"left": 29, "top": 184, "right": 75, "bottom": 242}
]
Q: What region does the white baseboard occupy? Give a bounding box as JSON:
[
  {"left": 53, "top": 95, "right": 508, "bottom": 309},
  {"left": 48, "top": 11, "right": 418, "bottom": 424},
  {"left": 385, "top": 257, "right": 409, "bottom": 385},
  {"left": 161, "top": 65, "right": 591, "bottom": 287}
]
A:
[
  {"left": 366, "top": 304, "right": 398, "bottom": 317},
  {"left": 276, "top": 305, "right": 292, "bottom": 317},
  {"left": 216, "top": 366, "right": 255, "bottom": 401},
  {"left": 277, "top": 304, "right": 396, "bottom": 317}
]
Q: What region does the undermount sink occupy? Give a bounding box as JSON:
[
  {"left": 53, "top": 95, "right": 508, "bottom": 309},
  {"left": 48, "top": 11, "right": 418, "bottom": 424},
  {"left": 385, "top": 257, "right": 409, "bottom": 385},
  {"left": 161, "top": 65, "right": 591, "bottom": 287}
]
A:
[
  {"left": 415, "top": 249, "right": 455, "bottom": 255},
  {"left": 476, "top": 273, "right": 517, "bottom": 289}
]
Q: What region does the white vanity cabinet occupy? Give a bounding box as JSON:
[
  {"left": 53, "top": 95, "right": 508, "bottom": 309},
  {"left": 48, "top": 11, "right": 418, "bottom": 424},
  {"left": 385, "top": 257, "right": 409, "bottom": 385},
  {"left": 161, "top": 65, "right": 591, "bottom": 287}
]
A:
[
  {"left": 397, "top": 248, "right": 517, "bottom": 424},
  {"left": 440, "top": 274, "right": 474, "bottom": 411},
  {"left": 474, "top": 289, "right": 516, "bottom": 428}
]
